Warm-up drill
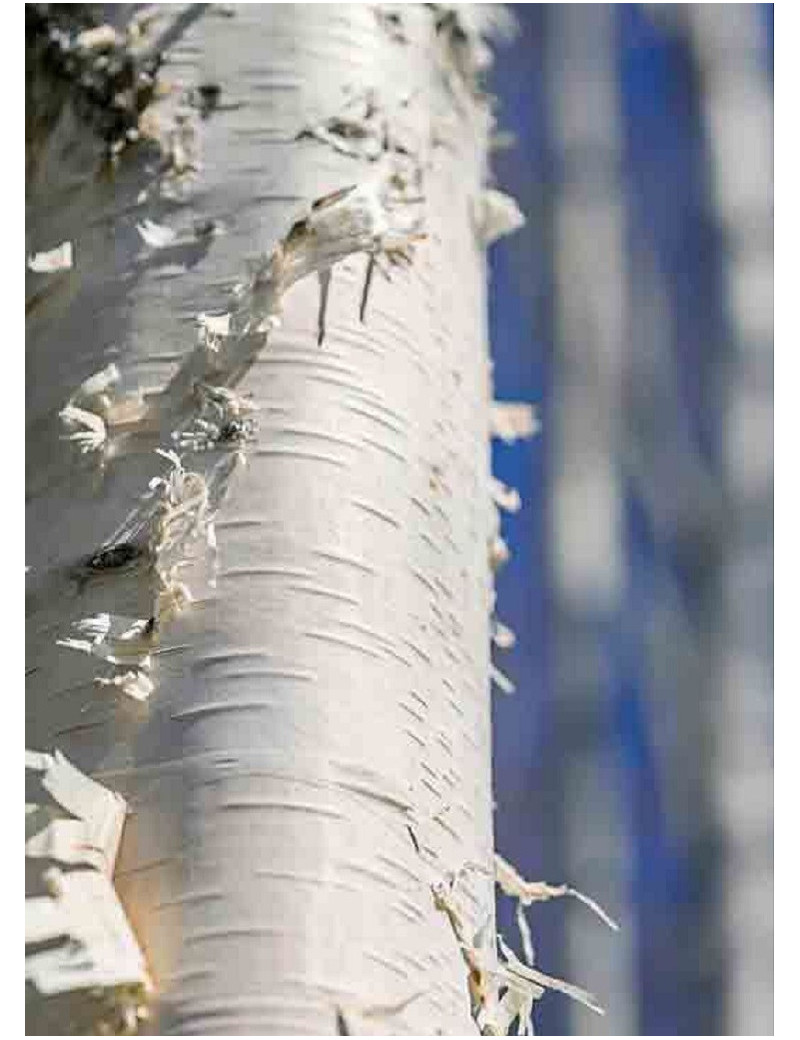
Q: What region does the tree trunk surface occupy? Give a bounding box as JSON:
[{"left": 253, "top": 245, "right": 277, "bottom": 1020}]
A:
[{"left": 27, "top": 5, "right": 497, "bottom": 1034}]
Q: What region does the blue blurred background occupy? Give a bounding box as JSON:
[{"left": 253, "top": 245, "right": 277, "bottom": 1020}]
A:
[{"left": 488, "top": 5, "right": 773, "bottom": 1034}]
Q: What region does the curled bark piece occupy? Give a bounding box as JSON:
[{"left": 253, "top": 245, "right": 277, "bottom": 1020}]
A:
[
  {"left": 473, "top": 189, "right": 525, "bottom": 246},
  {"left": 490, "top": 475, "right": 522, "bottom": 513},
  {"left": 137, "top": 216, "right": 222, "bottom": 252},
  {"left": 26, "top": 868, "right": 151, "bottom": 1031},
  {"left": 60, "top": 363, "right": 150, "bottom": 455},
  {"left": 490, "top": 664, "right": 515, "bottom": 696},
  {"left": 490, "top": 402, "right": 540, "bottom": 444},
  {"left": 95, "top": 669, "right": 155, "bottom": 703},
  {"left": 515, "top": 900, "right": 535, "bottom": 966},
  {"left": 26, "top": 815, "right": 119, "bottom": 875},
  {"left": 26, "top": 753, "right": 147, "bottom": 1029},
  {"left": 431, "top": 878, "right": 495, "bottom": 1029},
  {"left": 70, "top": 363, "right": 121, "bottom": 407},
  {"left": 135, "top": 218, "right": 178, "bottom": 249},
  {"left": 56, "top": 612, "right": 156, "bottom": 700},
  {"left": 28, "top": 241, "right": 73, "bottom": 273},
  {"left": 492, "top": 977, "right": 539, "bottom": 1037},
  {"left": 498, "top": 935, "right": 605, "bottom": 1017},
  {"left": 489, "top": 533, "right": 510, "bottom": 571},
  {"left": 494, "top": 851, "right": 620, "bottom": 931},
  {"left": 93, "top": 448, "right": 240, "bottom": 633},
  {"left": 56, "top": 613, "right": 156, "bottom": 668},
  {"left": 25, "top": 750, "right": 126, "bottom": 876},
  {"left": 196, "top": 311, "right": 231, "bottom": 339},
  {"left": 491, "top": 619, "right": 516, "bottom": 650},
  {"left": 149, "top": 451, "right": 210, "bottom": 551},
  {"left": 59, "top": 404, "right": 107, "bottom": 455}
]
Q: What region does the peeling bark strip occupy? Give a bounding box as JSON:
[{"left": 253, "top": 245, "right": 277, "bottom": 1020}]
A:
[
  {"left": 25, "top": 751, "right": 151, "bottom": 1033},
  {"left": 26, "top": 4, "right": 531, "bottom": 1035}
]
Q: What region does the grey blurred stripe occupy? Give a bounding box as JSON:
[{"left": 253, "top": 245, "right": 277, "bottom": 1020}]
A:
[
  {"left": 687, "top": 6, "right": 774, "bottom": 1034},
  {"left": 545, "top": 6, "right": 635, "bottom": 1034}
]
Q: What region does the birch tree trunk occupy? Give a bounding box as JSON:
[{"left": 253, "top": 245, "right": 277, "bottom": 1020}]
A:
[{"left": 27, "top": 5, "right": 505, "bottom": 1034}]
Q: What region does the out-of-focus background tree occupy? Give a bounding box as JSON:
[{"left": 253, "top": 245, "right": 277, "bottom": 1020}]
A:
[{"left": 489, "top": 5, "right": 773, "bottom": 1035}]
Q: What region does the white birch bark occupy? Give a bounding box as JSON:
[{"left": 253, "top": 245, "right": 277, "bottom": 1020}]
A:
[{"left": 27, "top": 5, "right": 502, "bottom": 1034}]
